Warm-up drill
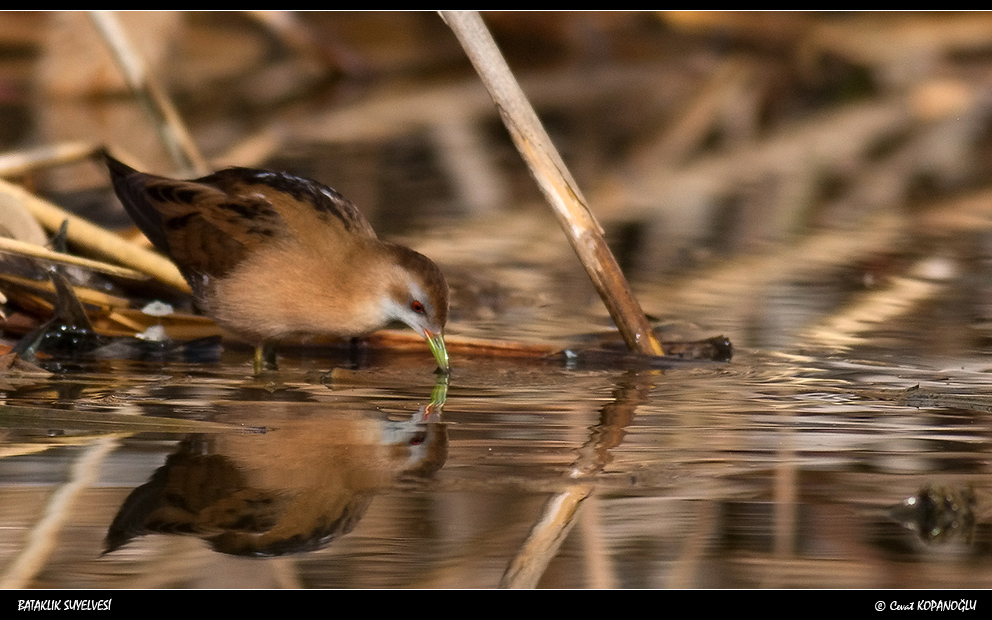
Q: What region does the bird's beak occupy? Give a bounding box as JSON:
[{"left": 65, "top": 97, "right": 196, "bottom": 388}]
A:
[{"left": 424, "top": 329, "right": 449, "bottom": 373}]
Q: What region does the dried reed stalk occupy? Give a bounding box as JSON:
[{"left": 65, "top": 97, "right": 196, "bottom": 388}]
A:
[
  {"left": 0, "top": 178, "right": 190, "bottom": 292},
  {"left": 87, "top": 11, "right": 209, "bottom": 176},
  {"left": 0, "top": 236, "right": 150, "bottom": 281},
  {"left": 0, "top": 142, "right": 102, "bottom": 178},
  {"left": 440, "top": 11, "right": 664, "bottom": 356}
]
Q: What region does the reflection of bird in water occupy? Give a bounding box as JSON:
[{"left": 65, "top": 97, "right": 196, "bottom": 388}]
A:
[{"left": 104, "top": 402, "right": 447, "bottom": 556}]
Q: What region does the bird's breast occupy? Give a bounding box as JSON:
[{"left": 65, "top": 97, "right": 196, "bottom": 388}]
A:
[{"left": 206, "top": 241, "right": 390, "bottom": 342}]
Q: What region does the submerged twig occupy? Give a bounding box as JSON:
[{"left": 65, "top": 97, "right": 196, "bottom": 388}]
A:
[
  {"left": 87, "top": 11, "right": 208, "bottom": 176},
  {"left": 440, "top": 11, "right": 663, "bottom": 357}
]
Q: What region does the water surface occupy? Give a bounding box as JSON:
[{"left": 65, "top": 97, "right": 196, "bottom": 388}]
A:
[{"left": 2, "top": 337, "right": 990, "bottom": 588}]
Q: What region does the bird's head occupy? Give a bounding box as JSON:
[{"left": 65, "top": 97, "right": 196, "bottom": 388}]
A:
[{"left": 380, "top": 244, "right": 449, "bottom": 372}]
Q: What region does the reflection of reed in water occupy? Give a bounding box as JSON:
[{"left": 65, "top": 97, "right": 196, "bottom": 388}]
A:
[
  {"left": 501, "top": 369, "right": 654, "bottom": 588},
  {"left": 104, "top": 394, "right": 447, "bottom": 557}
]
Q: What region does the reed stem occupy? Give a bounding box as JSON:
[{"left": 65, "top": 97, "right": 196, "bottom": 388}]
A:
[{"left": 440, "top": 11, "right": 663, "bottom": 356}]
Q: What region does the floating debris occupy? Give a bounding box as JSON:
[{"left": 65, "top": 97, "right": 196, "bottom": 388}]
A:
[
  {"left": 887, "top": 484, "right": 992, "bottom": 545},
  {"left": 140, "top": 301, "right": 174, "bottom": 317}
]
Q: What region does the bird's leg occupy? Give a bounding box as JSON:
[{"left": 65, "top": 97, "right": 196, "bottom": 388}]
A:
[
  {"left": 347, "top": 337, "right": 366, "bottom": 368},
  {"left": 253, "top": 346, "right": 265, "bottom": 375},
  {"left": 253, "top": 342, "right": 278, "bottom": 375}
]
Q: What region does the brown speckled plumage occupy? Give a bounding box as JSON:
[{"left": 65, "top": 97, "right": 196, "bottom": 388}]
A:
[{"left": 105, "top": 153, "right": 450, "bottom": 371}]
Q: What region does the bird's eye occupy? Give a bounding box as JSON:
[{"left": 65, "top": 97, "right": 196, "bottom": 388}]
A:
[{"left": 411, "top": 300, "right": 425, "bottom": 314}]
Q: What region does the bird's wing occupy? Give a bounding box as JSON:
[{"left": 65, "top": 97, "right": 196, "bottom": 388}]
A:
[
  {"left": 203, "top": 168, "right": 378, "bottom": 241},
  {"left": 108, "top": 161, "right": 289, "bottom": 280}
]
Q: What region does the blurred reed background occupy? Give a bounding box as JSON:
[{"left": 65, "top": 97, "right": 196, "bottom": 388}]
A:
[
  {"left": 2, "top": 12, "right": 992, "bottom": 352},
  {"left": 3, "top": 12, "right": 992, "bottom": 590}
]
